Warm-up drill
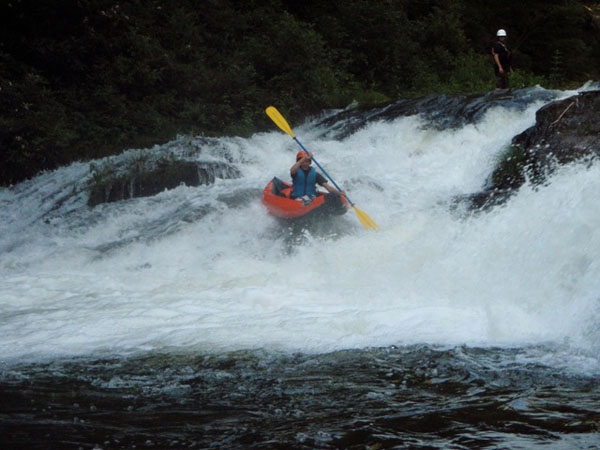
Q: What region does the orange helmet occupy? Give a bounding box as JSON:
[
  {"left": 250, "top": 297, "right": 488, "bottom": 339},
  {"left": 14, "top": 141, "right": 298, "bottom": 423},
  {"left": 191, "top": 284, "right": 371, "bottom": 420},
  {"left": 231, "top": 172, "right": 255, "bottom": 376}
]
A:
[{"left": 296, "top": 151, "right": 308, "bottom": 161}]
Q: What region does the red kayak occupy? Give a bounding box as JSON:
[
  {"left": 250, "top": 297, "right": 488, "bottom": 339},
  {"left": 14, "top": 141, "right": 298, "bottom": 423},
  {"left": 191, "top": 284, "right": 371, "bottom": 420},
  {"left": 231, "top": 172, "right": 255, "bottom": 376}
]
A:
[{"left": 262, "top": 177, "right": 350, "bottom": 220}]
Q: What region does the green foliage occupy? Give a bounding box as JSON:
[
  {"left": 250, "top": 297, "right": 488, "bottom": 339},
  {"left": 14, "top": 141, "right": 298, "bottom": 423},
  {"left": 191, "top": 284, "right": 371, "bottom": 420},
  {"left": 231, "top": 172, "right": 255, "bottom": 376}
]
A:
[
  {"left": 549, "top": 49, "right": 566, "bottom": 87},
  {"left": 1, "top": 0, "right": 599, "bottom": 185},
  {"left": 491, "top": 144, "right": 528, "bottom": 189},
  {"left": 449, "top": 52, "right": 494, "bottom": 93},
  {"left": 509, "top": 71, "right": 549, "bottom": 90}
]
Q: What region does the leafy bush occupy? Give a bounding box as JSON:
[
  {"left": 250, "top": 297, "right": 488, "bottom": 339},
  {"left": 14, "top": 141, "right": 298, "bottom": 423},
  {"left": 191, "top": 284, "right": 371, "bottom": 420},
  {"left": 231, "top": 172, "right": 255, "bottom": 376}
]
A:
[{"left": 1, "top": 0, "right": 598, "bottom": 185}]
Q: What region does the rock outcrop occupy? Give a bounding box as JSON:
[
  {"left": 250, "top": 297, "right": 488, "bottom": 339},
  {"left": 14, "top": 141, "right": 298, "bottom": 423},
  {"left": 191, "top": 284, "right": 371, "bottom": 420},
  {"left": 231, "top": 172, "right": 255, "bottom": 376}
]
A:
[
  {"left": 88, "top": 159, "right": 240, "bottom": 207},
  {"left": 316, "top": 87, "right": 559, "bottom": 139},
  {"left": 470, "top": 90, "right": 600, "bottom": 209}
]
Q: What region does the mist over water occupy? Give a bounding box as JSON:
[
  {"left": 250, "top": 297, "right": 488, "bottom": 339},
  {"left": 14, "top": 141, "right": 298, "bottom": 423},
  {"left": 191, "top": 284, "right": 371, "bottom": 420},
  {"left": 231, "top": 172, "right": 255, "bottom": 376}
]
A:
[{"left": 1, "top": 87, "right": 599, "bottom": 372}]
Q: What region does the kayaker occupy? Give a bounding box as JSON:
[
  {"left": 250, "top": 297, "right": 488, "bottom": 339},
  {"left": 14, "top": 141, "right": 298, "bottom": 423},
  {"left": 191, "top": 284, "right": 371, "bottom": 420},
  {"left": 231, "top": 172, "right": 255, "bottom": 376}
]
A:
[
  {"left": 290, "top": 151, "right": 341, "bottom": 200},
  {"left": 491, "top": 29, "right": 512, "bottom": 89}
]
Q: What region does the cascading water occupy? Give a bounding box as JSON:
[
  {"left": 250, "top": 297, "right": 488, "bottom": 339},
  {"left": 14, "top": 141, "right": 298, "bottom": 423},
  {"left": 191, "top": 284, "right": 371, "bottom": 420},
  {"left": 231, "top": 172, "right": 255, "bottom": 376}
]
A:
[{"left": 1, "top": 85, "right": 599, "bottom": 449}]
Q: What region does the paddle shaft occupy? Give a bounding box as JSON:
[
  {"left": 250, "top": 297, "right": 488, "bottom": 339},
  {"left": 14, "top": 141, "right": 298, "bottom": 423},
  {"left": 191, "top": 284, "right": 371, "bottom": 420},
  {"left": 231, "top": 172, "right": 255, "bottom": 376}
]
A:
[{"left": 265, "top": 105, "right": 377, "bottom": 229}]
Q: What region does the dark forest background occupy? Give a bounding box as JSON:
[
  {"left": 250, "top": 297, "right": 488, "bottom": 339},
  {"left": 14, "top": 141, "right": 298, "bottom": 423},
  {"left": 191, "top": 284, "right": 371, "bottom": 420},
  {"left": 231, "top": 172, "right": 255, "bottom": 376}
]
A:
[{"left": 1, "top": 0, "right": 599, "bottom": 185}]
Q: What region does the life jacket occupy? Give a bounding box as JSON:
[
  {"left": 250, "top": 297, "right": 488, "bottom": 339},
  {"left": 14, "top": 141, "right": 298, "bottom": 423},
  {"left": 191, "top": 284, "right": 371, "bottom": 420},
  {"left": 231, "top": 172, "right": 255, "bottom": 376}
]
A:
[{"left": 292, "top": 167, "right": 317, "bottom": 198}]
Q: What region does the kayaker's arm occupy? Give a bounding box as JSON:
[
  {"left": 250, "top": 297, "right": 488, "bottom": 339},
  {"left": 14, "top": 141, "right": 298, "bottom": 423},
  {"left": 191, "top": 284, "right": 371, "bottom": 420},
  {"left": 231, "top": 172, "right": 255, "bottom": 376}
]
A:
[
  {"left": 291, "top": 152, "right": 312, "bottom": 176},
  {"left": 322, "top": 181, "right": 341, "bottom": 196}
]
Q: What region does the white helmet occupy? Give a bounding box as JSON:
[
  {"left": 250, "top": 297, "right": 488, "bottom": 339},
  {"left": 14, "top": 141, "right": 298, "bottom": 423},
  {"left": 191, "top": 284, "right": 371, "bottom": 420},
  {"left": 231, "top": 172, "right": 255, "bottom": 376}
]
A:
[{"left": 496, "top": 29, "right": 507, "bottom": 37}]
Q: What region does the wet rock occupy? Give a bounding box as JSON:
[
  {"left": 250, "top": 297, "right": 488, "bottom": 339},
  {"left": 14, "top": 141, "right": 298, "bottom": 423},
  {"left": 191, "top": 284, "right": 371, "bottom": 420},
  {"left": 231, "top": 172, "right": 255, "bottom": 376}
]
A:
[
  {"left": 88, "top": 159, "right": 240, "bottom": 207},
  {"left": 512, "top": 90, "right": 600, "bottom": 176},
  {"left": 316, "top": 87, "right": 559, "bottom": 139},
  {"left": 469, "top": 90, "right": 600, "bottom": 210}
]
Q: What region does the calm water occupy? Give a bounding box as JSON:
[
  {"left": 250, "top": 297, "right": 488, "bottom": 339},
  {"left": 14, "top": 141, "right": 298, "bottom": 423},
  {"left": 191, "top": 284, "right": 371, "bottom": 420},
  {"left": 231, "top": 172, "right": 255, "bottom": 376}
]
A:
[{"left": 2, "top": 346, "right": 599, "bottom": 449}]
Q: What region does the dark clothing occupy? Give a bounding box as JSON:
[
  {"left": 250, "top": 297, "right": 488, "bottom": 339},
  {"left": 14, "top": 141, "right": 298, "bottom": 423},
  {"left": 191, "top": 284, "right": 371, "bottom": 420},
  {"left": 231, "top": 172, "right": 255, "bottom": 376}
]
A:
[
  {"left": 496, "top": 71, "right": 509, "bottom": 89},
  {"left": 290, "top": 168, "right": 327, "bottom": 199},
  {"left": 492, "top": 42, "right": 511, "bottom": 72},
  {"left": 492, "top": 41, "right": 512, "bottom": 89}
]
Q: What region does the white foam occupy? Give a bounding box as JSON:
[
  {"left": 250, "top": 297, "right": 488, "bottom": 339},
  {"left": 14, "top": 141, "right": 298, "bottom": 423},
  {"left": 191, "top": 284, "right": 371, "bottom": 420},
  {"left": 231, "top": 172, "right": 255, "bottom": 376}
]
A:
[{"left": 0, "top": 91, "right": 598, "bottom": 374}]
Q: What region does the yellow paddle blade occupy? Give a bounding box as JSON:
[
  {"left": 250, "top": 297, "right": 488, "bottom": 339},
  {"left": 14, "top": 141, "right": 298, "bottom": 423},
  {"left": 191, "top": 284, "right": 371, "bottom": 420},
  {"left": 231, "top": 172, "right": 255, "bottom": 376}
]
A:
[
  {"left": 265, "top": 106, "right": 295, "bottom": 138},
  {"left": 353, "top": 205, "right": 379, "bottom": 230},
  {"left": 266, "top": 105, "right": 379, "bottom": 230}
]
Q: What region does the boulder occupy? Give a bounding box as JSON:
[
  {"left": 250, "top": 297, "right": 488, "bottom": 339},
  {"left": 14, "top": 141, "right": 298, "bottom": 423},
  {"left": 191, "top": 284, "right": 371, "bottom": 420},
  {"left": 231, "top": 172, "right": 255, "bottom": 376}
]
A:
[
  {"left": 470, "top": 90, "right": 600, "bottom": 209},
  {"left": 88, "top": 159, "right": 240, "bottom": 207}
]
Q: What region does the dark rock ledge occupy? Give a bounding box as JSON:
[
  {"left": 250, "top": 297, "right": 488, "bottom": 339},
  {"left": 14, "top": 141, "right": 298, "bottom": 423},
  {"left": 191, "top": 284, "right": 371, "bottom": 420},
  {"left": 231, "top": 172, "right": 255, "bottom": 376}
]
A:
[
  {"left": 469, "top": 90, "right": 600, "bottom": 209},
  {"left": 88, "top": 159, "right": 240, "bottom": 207}
]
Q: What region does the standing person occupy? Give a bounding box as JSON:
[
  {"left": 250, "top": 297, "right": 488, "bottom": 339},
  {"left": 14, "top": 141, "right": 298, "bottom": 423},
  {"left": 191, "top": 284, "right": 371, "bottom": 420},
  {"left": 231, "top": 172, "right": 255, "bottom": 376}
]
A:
[
  {"left": 492, "top": 29, "right": 512, "bottom": 89},
  {"left": 290, "top": 151, "right": 340, "bottom": 200}
]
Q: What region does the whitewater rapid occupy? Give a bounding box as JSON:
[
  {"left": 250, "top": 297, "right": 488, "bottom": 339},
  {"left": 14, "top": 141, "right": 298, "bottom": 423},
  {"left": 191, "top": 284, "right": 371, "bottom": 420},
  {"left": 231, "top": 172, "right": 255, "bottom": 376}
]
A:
[{"left": 1, "top": 87, "right": 599, "bottom": 373}]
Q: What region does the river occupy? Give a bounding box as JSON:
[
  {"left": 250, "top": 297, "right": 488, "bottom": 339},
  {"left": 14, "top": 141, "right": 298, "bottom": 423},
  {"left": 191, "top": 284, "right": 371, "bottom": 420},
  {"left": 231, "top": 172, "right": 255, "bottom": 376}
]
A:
[{"left": 1, "top": 85, "right": 599, "bottom": 449}]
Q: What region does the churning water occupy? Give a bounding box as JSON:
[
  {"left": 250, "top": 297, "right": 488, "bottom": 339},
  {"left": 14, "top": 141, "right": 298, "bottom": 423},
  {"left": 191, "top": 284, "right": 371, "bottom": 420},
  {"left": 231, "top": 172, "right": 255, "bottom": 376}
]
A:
[{"left": 1, "top": 85, "right": 599, "bottom": 449}]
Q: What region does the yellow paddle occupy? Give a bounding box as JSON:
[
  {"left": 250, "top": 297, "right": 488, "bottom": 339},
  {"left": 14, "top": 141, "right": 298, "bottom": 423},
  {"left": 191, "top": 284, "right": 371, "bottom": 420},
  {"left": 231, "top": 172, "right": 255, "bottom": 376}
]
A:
[{"left": 266, "top": 106, "right": 378, "bottom": 230}]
